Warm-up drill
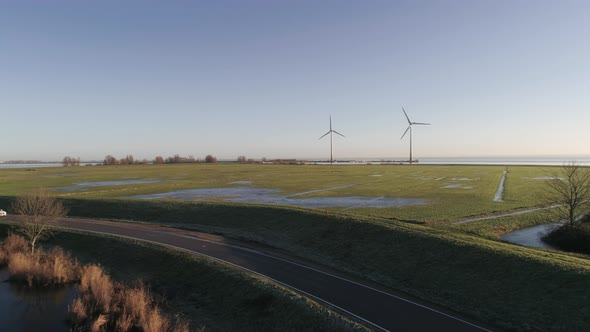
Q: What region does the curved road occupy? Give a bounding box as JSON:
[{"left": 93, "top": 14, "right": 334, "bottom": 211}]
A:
[{"left": 3, "top": 216, "right": 493, "bottom": 332}]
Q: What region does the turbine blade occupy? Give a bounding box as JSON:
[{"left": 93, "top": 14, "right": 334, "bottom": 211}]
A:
[
  {"left": 412, "top": 122, "right": 430, "bottom": 125},
  {"left": 400, "top": 125, "right": 410, "bottom": 140},
  {"left": 330, "top": 115, "right": 332, "bottom": 130},
  {"left": 333, "top": 130, "right": 345, "bottom": 138},
  {"left": 318, "top": 131, "right": 330, "bottom": 140},
  {"left": 402, "top": 107, "right": 411, "bottom": 124}
]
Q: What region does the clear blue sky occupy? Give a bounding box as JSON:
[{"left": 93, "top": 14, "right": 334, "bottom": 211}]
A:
[{"left": 2, "top": 1, "right": 589, "bottom": 161}]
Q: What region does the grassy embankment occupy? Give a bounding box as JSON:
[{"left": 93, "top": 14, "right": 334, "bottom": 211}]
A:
[
  {"left": 450, "top": 212, "right": 547, "bottom": 239},
  {"left": 2, "top": 197, "right": 589, "bottom": 331},
  {"left": 0, "top": 225, "right": 367, "bottom": 332},
  {"left": 0, "top": 164, "right": 583, "bottom": 330}
]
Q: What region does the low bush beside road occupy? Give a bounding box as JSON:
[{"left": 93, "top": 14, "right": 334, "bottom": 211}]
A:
[{"left": 543, "top": 221, "right": 590, "bottom": 254}]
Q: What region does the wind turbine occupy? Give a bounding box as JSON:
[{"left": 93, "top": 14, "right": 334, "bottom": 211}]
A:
[
  {"left": 319, "top": 115, "right": 345, "bottom": 164},
  {"left": 400, "top": 107, "right": 430, "bottom": 164}
]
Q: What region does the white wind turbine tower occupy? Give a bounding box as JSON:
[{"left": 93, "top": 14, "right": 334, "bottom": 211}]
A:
[
  {"left": 319, "top": 115, "right": 345, "bottom": 164},
  {"left": 400, "top": 107, "right": 430, "bottom": 164}
]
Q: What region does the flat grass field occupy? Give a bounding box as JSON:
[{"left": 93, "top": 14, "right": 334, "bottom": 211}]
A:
[
  {"left": 0, "top": 163, "right": 561, "bottom": 225},
  {"left": 3, "top": 163, "right": 590, "bottom": 331}
]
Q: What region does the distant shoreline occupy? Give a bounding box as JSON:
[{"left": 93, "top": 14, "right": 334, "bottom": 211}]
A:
[{"left": 1, "top": 157, "right": 590, "bottom": 169}]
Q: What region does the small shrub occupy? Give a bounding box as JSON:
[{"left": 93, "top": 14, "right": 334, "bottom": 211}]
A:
[
  {"left": 123, "top": 283, "right": 151, "bottom": 324},
  {"left": 91, "top": 314, "right": 108, "bottom": 332},
  {"left": 69, "top": 297, "right": 88, "bottom": 322},
  {"left": 8, "top": 252, "right": 40, "bottom": 286},
  {"left": 3, "top": 238, "right": 80, "bottom": 287},
  {"left": 3, "top": 234, "right": 29, "bottom": 255},
  {"left": 80, "top": 264, "right": 113, "bottom": 313},
  {"left": 142, "top": 306, "right": 171, "bottom": 332},
  {"left": 1, "top": 234, "right": 193, "bottom": 331},
  {"left": 543, "top": 222, "right": 590, "bottom": 254},
  {"left": 114, "top": 308, "right": 133, "bottom": 332}
]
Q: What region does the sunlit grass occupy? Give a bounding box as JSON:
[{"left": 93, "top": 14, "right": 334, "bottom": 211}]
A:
[{"left": 0, "top": 163, "right": 563, "bottom": 224}]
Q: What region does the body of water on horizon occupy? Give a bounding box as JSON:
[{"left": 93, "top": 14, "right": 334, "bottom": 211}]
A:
[
  {"left": 1, "top": 157, "right": 590, "bottom": 169},
  {"left": 419, "top": 157, "right": 590, "bottom": 166},
  {"left": 311, "top": 156, "right": 590, "bottom": 166},
  {"left": 0, "top": 163, "right": 96, "bottom": 169}
]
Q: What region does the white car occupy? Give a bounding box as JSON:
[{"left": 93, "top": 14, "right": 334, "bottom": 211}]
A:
[{"left": 0, "top": 209, "right": 6, "bottom": 217}]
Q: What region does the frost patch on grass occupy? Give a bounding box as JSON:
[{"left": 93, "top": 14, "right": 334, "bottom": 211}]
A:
[
  {"left": 129, "top": 187, "right": 427, "bottom": 208},
  {"left": 369, "top": 174, "right": 382, "bottom": 177},
  {"left": 532, "top": 176, "right": 564, "bottom": 180},
  {"left": 229, "top": 181, "right": 253, "bottom": 185},
  {"left": 54, "top": 179, "right": 167, "bottom": 191},
  {"left": 289, "top": 184, "right": 358, "bottom": 197},
  {"left": 435, "top": 177, "right": 446, "bottom": 181},
  {"left": 449, "top": 177, "right": 479, "bottom": 181},
  {"left": 442, "top": 184, "right": 475, "bottom": 189}
]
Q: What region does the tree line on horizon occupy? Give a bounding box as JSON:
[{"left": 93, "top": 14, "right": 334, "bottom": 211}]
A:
[
  {"left": 62, "top": 156, "right": 81, "bottom": 167},
  {"left": 103, "top": 154, "right": 218, "bottom": 165},
  {"left": 62, "top": 154, "right": 272, "bottom": 166}
]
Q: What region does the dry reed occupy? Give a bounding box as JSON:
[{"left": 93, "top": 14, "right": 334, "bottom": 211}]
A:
[
  {"left": 1, "top": 234, "right": 79, "bottom": 286},
  {"left": 0, "top": 234, "right": 193, "bottom": 331}
]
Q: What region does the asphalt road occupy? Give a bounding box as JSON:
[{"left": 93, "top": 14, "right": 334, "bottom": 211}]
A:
[{"left": 4, "top": 216, "right": 494, "bottom": 332}]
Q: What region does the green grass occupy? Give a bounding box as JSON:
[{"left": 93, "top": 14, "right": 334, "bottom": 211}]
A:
[
  {"left": 3, "top": 198, "right": 589, "bottom": 331},
  {"left": 0, "top": 163, "right": 566, "bottom": 224},
  {"left": 450, "top": 212, "right": 548, "bottom": 239},
  {"left": 0, "top": 224, "right": 366, "bottom": 332},
  {"left": 2, "top": 164, "right": 588, "bottom": 330}
]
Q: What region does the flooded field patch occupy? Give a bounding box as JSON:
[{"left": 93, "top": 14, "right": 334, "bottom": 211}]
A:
[
  {"left": 55, "top": 179, "right": 167, "bottom": 191},
  {"left": 442, "top": 184, "right": 476, "bottom": 189},
  {"left": 531, "top": 176, "right": 563, "bottom": 180},
  {"left": 130, "top": 186, "right": 427, "bottom": 208},
  {"left": 229, "top": 181, "right": 253, "bottom": 185}
]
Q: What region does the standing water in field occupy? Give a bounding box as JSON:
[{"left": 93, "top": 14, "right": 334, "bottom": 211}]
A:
[
  {"left": 494, "top": 171, "right": 508, "bottom": 202},
  {"left": 501, "top": 223, "right": 561, "bottom": 249},
  {"left": 54, "top": 179, "right": 168, "bottom": 191},
  {"left": 0, "top": 269, "right": 75, "bottom": 332},
  {"left": 130, "top": 186, "right": 427, "bottom": 208}
]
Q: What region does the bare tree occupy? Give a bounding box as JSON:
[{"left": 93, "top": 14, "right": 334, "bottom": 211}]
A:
[
  {"left": 103, "top": 155, "right": 118, "bottom": 165},
  {"left": 63, "top": 156, "right": 81, "bottom": 167},
  {"left": 545, "top": 163, "right": 590, "bottom": 224},
  {"left": 11, "top": 190, "right": 68, "bottom": 253},
  {"left": 120, "top": 154, "right": 134, "bottom": 165},
  {"left": 205, "top": 155, "right": 217, "bottom": 163},
  {"left": 154, "top": 156, "right": 165, "bottom": 164}
]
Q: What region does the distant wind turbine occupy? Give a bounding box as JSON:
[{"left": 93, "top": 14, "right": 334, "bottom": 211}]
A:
[
  {"left": 400, "top": 107, "right": 430, "bottom": 164},
  {"left": 319, "top": 115, "right": 345, "bottom": 164}
]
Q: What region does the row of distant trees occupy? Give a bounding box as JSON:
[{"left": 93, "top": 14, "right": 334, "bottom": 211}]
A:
[
  {"left": 62, "top": 154, "right": 268, "bottom": 167},
  {"left": 237, "top": 155, "right": 261, "bottom": 163},
  {"left": 103, "top": 155, "right": 151, "bottom": 165},
  {"left": 62, "top": 156, "right": 81, "bottom": 167},
  {"left": 103, "top": 154, "right": 218, "bottom": 165}
]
